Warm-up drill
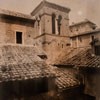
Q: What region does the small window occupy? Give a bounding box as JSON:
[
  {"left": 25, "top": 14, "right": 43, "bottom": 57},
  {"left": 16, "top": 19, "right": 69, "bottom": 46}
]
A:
[
  {"left": 70, "top": 29, "right": 72, "bottom": 32},
  {"left": 38, "top": 55, "right": 47, "bottom": 60},
  {"left": 76, "top": 28, "right": 78, "bottom": 31},
  {"left": 62, "top": 44, "right": 63, "bottom": 48},
  {"left": 91, "top": 36, "right": 94, "bottom": 41},
  {"left": 95, "top": 46, "right": 100, "bottom": 55},
  {"left": 52, "top": 14, "right": 56, "bottom": 34},
  {"left": 66, "top": 43, "right": 71, "bottom": 46},
  {"left": 79, "top": 37, "right": 82, "bottom": 42},
  {"left": 16, "top": 31, "right": 22, "bottom": 44},
  {"left": 92, "top": 27, "right": 96, "bottom": 30}
]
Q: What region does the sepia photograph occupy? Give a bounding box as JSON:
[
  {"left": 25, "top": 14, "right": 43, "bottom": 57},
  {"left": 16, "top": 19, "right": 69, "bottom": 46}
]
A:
[{"left": 0, "top": 0, "right": 100, "bottom": 100}]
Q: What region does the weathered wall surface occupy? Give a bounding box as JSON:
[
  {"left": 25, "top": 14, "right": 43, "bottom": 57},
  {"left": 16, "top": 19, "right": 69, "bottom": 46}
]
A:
[
  {"left": 0, "top": 16, "right": 36, "bottom": 45},
  {"left": 71, "top": 32, "right": 100, "bottom": 47},
  {"left": 83, "top": 70, "right": 100, "bottom": 100},
  {"left": 70, "top": 23, "right": 96, "bottom": 36},
  {"left": 35, "top": 34, "right": 70, "bottom": 64}
]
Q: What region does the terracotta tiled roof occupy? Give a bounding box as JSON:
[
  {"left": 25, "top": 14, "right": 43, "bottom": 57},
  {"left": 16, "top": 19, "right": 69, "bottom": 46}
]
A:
[
  {"left": 54, "top": 47, "right": 83, "bottom": 65},
  {"left": 54, "top": 47, "right": 100, "bottom": 68},
  {"left": 70, "top": 28, "right": 100, "bottom": 37},
  {"left": 55, "top": 68, "right": 81, "bottom": 91},
  {"left": 0, "top": 63, "right": 55, "bottom": 82},
  {"left": 0, "top": 45, "right": 82, "bottom": 90},
  {"left": 0, "top": 8, "right": 35, "bottom": 20},
  {"left": 66, "top": 49, "right": 100, "bottom": 68},
  {"left": 70, "top": 19, "right": 96, "bottom": 27},
  {"left": 31, "top": 0, "right": 70, "bottom": 16},
  {"left": 0, "top": 45, "right": 55, "bottom": 82}
]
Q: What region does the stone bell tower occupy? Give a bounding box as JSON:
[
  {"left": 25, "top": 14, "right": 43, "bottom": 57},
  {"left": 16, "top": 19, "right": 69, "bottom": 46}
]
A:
[
  {"left": 31, "top": 0, "right": 70, "bottom": 36},
  {"left": 31, "top": 0, "right": 71, "bottom": 64}
]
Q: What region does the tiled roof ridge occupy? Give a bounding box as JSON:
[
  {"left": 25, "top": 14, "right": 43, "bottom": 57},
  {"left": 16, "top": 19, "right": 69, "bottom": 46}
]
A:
[
  {"left": 55, "top": 68, "right": 81, "bottom": 91},
  {"left": 0, "top": 8, "right": 35, "bottom": 20},
  {"left": 70, "top": 28, "right": 100, "bottom": 37},
  {"left": 31, "top": 0, "right": 70, "bottom": 16},
  {"left": 60, "top": 48, "right": 100, "bottom": 68},
  {"left": 70, "top": 19, "right": 96, "bottom": 27}
]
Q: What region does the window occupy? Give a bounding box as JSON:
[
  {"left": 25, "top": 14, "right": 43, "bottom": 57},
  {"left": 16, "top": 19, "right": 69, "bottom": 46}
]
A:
[
  {"left": 95, "top": 46, "right": 100, "bottom": 55},
  {"left": 79, "top": 37, "right": 82, "bottom": 42},
  {"left": 92, "top": 27, "right": 96, "bottom": 30},
  {"left": 70, "top": 29, "right": 73, "bottom": 32},
  {"left": 91, "top": 36, "right": 94, "bottom": 41},
  {"left": 62, "top": 44, "right": 63, "bottom": 48},
  {"left": 52, "top": 14, "right": 56, "bottom": 34},
  {"left": 16, "top": 31, "right": 22, "bottom": 44},
  {"left": 38, "top": 55, "right": 47, "bottom": 60},
  {"left": 58, "top": 15, "right": 62, "bottom": 35}
]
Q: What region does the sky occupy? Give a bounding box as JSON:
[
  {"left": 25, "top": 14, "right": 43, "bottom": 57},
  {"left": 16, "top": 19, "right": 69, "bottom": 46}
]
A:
[{"left": 0, "top": 0, "right": 100, "bottom": 27}]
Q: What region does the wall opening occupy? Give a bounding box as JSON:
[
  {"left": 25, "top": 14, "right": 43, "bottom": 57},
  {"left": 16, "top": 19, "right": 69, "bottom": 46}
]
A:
[
  {"left": 52, "top": 14, "right": 56, "bottom": 34},
  {"left": 95, "top": 46, "right": 100, "bottom": 55},
  {"left": 91, "top": 35, "right": 94, "bottom": 41},
  {"left": 79, "top": 37, "right": 82, "bottom": 42},
  {"left": 62, "top": 44, "right": 63, "bottom": 48},
  {"left": 16, "top": 31, "right": 22, "bottom": 44},
  {"left": 58, "top": 15, "right": 62, "bottom": 35}
]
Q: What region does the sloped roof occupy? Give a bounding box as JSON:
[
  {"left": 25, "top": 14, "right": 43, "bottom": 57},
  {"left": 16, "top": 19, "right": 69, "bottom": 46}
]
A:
[
  {"left": 0, "top": 45, "right": 82, "bottom": 91},
  {"left": 31, "top": 0, "right": 70, "bottom": 16},
  {"left": 0, "top": 8, "right": 35, "bottom": 20},
  {"left": 70, "top": 28, "right": 100, "bottom": 37},
  {"left": 0, "top": 45, "right": 55, "bottom": 82},
  {"left": 70, "top": 19, "right": 96, "bottom": 27},
  {"left": 55, "top": 68, "right": 81, "bottom": 92},
  {"left": 54, "top": 47, "right": 83, "bottom": 65},
  {"left": 65, "top": 48, "right": 100, "bottom": 68},
  {"left": 54, "top": 47, "right": 100, "bottom": 68}
]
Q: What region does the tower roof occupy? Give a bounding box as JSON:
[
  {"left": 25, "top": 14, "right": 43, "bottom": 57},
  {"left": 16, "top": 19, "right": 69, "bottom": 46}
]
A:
[{"left": 31, "top": 0, "right": 70, "bottom": 16}]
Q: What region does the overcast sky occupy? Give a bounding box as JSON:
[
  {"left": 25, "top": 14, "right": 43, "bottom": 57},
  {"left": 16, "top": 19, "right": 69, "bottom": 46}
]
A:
[{"left": 0, "top": 0, "right": 100, "bottom": 27}]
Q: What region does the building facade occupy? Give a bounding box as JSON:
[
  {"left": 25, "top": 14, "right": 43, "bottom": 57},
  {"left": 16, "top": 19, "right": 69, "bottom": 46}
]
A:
[
  {"left": 70, "top": 19, "right": 100, "bottom": 48},
  {"left": 0, "top": 0, "right": 100, "bottom": 100}
]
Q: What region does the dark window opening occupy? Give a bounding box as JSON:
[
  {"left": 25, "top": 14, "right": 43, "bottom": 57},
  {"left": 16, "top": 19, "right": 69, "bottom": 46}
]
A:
[
  {"left": 70, "top": 29, "right": 72, "bottom": 32},
  {"left": 95, "top": 46, "right": 100, "bottom": 55},
  {"left": 91, "top": 36, "right": 94, "bottom": 41},
  {"left": 79, "top": 37, "right": 82, "bottom": 42},
  {"left": 58, "top": 15, "right": 62, "bottom": 35},
  {"left": 38, "top": 55, "right": 48, "bottom": 60},
  {"left": 52, "top": 14, "right": 56, "bottom": 34},
  {"left": 16, "top": 32, "right": 22, "bottom": 44},
  {"left": 92, "top": 27, "right": 96, "bottom": 30},
  {"left": 66, "top": 43, "right": 71, "bottom": 46},
  {"left": 62, "top": 44, "right": 63, "bottom": 48}
]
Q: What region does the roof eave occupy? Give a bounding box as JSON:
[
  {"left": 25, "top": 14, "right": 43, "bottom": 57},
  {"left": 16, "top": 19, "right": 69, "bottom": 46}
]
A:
[{"left": 31, "top": 0, "right": 71, "bottom": 16}]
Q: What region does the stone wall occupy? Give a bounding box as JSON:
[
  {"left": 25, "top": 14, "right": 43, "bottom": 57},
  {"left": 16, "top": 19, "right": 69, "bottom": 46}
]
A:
[
  {"left": 35, "top": 34, "right": 70, "bottom": 64},
  {"left": 70, "top": 32, "right": 100, "bottom": 47},
  {"left": 81, "top": 69, "right": 100, "bottom": 100},
  {"left": 70, "top": 23, "right": 96, "bottom": 36},
  {"left": 0, "top": 16, "right": 36, "bottom": 45}
]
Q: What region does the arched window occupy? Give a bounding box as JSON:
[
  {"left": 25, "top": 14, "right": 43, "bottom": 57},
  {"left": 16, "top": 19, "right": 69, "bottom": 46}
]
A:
[
  {"left": 52, "top": 14, "right": 56, "bottom": 34},
  {"left": 58, "top": 15, "right": 62, "bottom": 35}
]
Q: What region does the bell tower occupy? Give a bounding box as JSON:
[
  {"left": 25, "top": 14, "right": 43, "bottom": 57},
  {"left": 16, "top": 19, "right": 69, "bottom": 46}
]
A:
[
  {"left": 31, "top": 0, "right": 71, "bottom": 63},
  {"left": 31, "top": 0, "right": 70, "bottom": 36}
]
